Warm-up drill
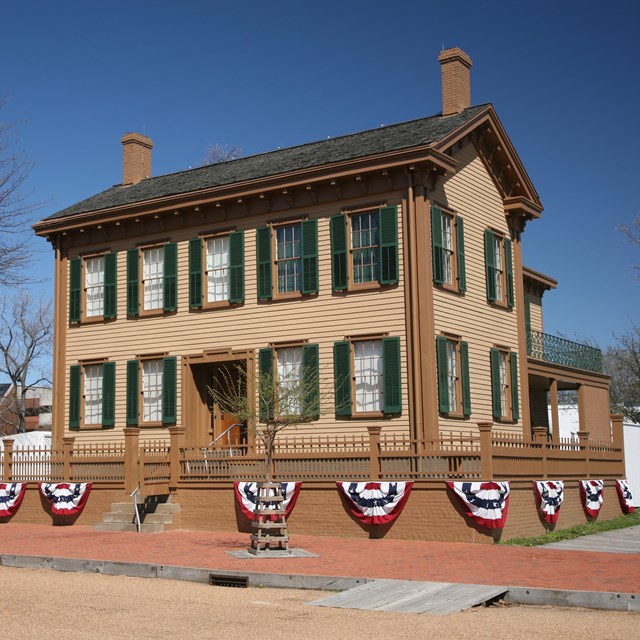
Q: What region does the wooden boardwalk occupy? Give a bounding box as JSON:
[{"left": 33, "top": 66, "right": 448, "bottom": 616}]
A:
[{"left": 309, "top": 579, "right": 507, "bottom": 615}]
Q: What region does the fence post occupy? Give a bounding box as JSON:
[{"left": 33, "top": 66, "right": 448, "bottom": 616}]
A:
[
  {"left": 577, "top": 430, "right": 590, "bottom": 478},
  {"left": 124, "top": 427, "right": 140, "bottom": 494},
  {"left": 168, "top": 425, "right": 185, "bottom": 491},
  {"left": 3, "top": 438, "right": 14, "bottom": 482},
  {"left": 367, "top": 425, "right": 382, "bottom": 480},
  {"left": 532, "top": 426, "right": 548, "bottom": 478},
  {"left": 62, "top": 436, "right": 75, "bottom": 481},
  {"left": 610, "top": 414, "right": 625, "bottom": 477},
  {"left": 478, "top": 422, "right": 493, "bottom": 480}
]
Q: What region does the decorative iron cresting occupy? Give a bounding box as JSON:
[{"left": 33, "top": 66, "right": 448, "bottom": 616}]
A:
[{"left": 527, "top": 330, "right": 603, "bottom": 373}]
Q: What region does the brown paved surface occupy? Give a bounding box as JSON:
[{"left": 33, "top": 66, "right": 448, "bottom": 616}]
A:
[{"left": 1, "top": 523, "right": 639, "bottom": 593}]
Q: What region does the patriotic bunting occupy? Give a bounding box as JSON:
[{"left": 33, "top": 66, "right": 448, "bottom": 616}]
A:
[
  {"left": 39, "top": 483, "right": 92, "bottom": 515},
  {"left": 580, "top": 479, "right": 604, "bottom": 518},
  {"left": 447, "top": 481, "right": 510, "bottom": 529},
  {"left": 0, "top": 483, "right": 27, "bottom": 517},
  {"left": 337, "top": 481, "right": 413, "bottom": 525},
  {"left": 234, "top": 481, "right": 301, "bottom": 520},
  {"left": 533, "top": 480, "right": 564, "bottom": 523},
  {"left": 615, "top": 479, "right": 635, "bottom": 514}
]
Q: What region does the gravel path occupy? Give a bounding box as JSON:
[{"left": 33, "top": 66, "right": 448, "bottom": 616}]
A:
[{"left": 3, "top": 566, "right": 638, "bottom": 640}]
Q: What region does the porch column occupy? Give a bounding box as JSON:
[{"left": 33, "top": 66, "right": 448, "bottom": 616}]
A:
[
  {"left": 549, "top": 379, "right": 560, "bottom": 443},
  {"left": 577, "top": 384, "right": 587, "bottom": 435},
  {"left": 478, "top": 422, "right": 494, "bottom": 480},
  {"left": 124, "top": 427, "right": 140, "bottom": 494}
]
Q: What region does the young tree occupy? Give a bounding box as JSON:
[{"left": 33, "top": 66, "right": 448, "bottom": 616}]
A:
[
  {"left": 202, "top": 143, "right": 243, "bottom": 166},
  {"left": 0, "top": 293, "right": 52, "bottom": 433},
  {"left": 603, "top": 325, "right": 640, "bottom": 424}
]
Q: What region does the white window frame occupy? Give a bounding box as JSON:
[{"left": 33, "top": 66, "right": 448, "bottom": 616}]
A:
[
  {"left": 84, "top": 256, "right": 105, "bottom": 318},
  {"left": 83, "top": 364, "right": 103, "bottom": 425},
  {"left": 353, "top": 340, "right": 384, "bottom": 413},
  {"left": 142, "top": 359, "right": 163, "bottom": 423},
  {"left": 206, "top": 236, "right": 230, "bottom": 303},
  {"left": 142, "top": 247, "right": 164, "bottom": 311}
]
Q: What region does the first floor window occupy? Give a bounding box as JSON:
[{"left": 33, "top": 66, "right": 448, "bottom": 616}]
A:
[
  {"left": 85, "top": 256, "right": 105, "bottom": 317},
  {"left": 68, "top": 362, "right": 115, "bottom": 429},
  {"left": 276, "top": 346, "right": 303, "bottom": 415},
  {"left": 206, "top": 236, "right": 230, "bottom": 302},
  {"left": 490, "top": 348, "right": 519, "bottom": 421},
  {"left": 84, "top": 364, "right": 103, "bottom": 425},
  {"left": 142, "top": 359, "right": 163, "bottom": 422},
  {"left": 436, "top": 336, "right": 471, "bottom": 416},
  {"left": 333, "top": 336, "right": 401, "bottom": 416},
  {"left": 126, "top": 357, "right": 177, "bottom": 426}
]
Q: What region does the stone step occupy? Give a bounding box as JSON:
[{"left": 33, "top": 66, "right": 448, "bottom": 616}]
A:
[
  {"left": 110, "top": 501, "right": 181, "bottom": 514},
  {"left": 94, "top": 522, "right": 165, "bottom": 533}
]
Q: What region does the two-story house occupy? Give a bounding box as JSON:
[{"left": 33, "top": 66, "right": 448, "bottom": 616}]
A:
[{"left": 33, "top": 48, "right": 610, "bottom": 465}]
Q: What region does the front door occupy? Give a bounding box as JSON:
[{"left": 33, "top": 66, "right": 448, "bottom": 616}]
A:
[{"left": 209, "top": 362, "right": 246, "bottom": 447}]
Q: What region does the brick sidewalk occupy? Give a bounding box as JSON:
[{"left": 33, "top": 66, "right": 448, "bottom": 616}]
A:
[{"left": 1, "top": 523, "right": 638, "bottom": 593}]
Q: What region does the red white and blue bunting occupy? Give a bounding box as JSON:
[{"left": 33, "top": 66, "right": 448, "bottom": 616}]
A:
[
  {"left": 337, "top": 481, "right": 413, "bottom": 525},
  {"left": 615, "top": 479, "right": 635, "bottom": 514},
  {"left": 533, "top": 480, "right": 564, "bottom": 524},
  {"left": 447, "top": 481, "right": 510, "bottom": 529},
  {"left": 39, "top": 483, "right": 92, "bottom": 515},
  {"left": 0, "top": 482, "right": 27, "bottom": 517},
  {"left": 234, "top": 481, "right": 302, "bottom": 520},
  {"left": 580, "top": 479, "right": 604, "bottom": 518}
]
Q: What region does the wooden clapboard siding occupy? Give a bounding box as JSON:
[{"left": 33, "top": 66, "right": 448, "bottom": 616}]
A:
[
  {"left": 430, "top": 143, "right": 522, "bottom": 434},
  {"left": 64, "top": 196, "right": 409, "bottom": 443},
  {"left": 528, "top": 293, "right": 543, "bottom": 333}
]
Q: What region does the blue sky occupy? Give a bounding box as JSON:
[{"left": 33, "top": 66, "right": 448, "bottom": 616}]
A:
[{"left": 2, "top": 0, "right": 639, "bottom": 348}]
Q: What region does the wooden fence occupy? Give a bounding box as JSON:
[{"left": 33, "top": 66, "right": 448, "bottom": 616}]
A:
[{"left": 0, "top": 416, "right": 626, "bottom": 495}]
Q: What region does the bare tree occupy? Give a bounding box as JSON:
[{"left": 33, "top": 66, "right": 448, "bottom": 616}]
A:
[
  {"left": 0, "top": 293, "right": 52, "bottom": 434},
  {"left": 603, "top": 325, "right": 640, "bottom": 424},
  {"left": 209, "top": 361, "right": 340, "bottom": 482},
  {"left": 202, "top": 143, "right": 243, "bottom": 166},
  {"left": 0, "top": 99, "right": 38, "bottom": 288}
]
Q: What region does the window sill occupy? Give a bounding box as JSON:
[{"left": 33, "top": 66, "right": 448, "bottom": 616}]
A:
[
  {"left": 80, "top": 315, "right": 106, "bottom": 325},
  {"left": 489, "top": 300, "right": 511, "bottom": 310},
  {"left": 77, "top": 425, "right": 106, "bottom": 431},
  {"left": 139, "top": 421, "right": 165, "bottom": 428},
  {"left": 138, "top": 308, "right": 168, "bottom": 318},
  {"left": 273, "top": 291, "right": 303, "bottom": 301},
  {"left": 438, "top": 283, "right": 463, "bottom": 295},
  {"left": 202, "top": 300, "right": 232, "bottom": 310},
  {"left": 442, "top": 411, "right": 468, "bottom": 420},
  {"left": 351, "top": 411, "right": 385, "bottom": 419}
]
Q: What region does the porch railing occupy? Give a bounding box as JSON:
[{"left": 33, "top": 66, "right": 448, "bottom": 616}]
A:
[{"left": 527, "top": 329, "right": 603, "bottom": 373}]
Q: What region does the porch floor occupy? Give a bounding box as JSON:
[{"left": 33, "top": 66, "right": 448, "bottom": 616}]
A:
[{"left": 0, "top": 523, "right": 638, "bottom": 594}]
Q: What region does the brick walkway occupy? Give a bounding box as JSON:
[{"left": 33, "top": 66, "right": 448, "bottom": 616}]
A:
[{"left": 1, "top": 523, "right": 638, "bottom": 593}]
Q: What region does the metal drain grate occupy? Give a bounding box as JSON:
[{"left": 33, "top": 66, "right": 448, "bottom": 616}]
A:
[{"left": 209, "top": 574, "right": 249, "bottom": 588}]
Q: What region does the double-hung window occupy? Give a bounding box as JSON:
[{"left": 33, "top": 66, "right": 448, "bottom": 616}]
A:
[
  {"left": 126, "top": 356, "right": 177, "bottom": 426},
  {"left": 256, "top": 220, "right": 318, "bottom": 300},
  {"left": 127, "top": 243, "right": 178, "bottom": 316},
  {"left": 333, "top": 336, "right": 401, "bottom": 416},
  {"left": 69, "top": 252, "right": 117, "bottom": 323},
  {"left": 436, "top": 335, "right": 471, "bottom": 416},
  {"left": 189, "top": 232, "right": 244, "bottom": 309},
  {"left": 484, "top": 230, "right": 514, "bottom": 307},
  {"left": 431, "top": 205, "right": 466, "bottom": 291},
  {"left": 490, "top": 347, "right": 519, "bottom": 421},
  {"left": 258, "top": 344, "right": 319, "bottom": 420},
  {"left": 68, "top": 361, "right": 115, "bottom": 429},
  {"left": 331, "top": 206, "right": 399, "bottom": 291}
]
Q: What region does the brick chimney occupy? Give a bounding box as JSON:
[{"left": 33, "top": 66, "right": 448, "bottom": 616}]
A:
[
  {"left": 438, "top": 47, "right": 473, "bottom": 116},
  {"left": 121, "top": 132, "right": 153, "bottom": 186}
]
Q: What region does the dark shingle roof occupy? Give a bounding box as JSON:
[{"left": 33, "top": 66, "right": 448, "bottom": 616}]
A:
[{"left": 44, "top": 105, "right": 488, "bottom": 221}]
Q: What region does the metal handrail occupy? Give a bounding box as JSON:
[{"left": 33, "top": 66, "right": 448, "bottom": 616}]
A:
[
  {"left": 206, "top": 423, "right": 241, "bottom": 455},
  {"left": 130, "top": 484, "right": 141, "bottom": 534}
]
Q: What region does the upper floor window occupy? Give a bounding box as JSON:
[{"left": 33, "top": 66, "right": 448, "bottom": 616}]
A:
[
  {"left": 127, "top": 243, "right": 177, "bottom": 317},
  {"left": 490, "top": 347, "right": 519, "bottom": 422},
  {"left": 436, "top": 335, "right": 471, "bottom": 417},
  {"left": 189, "top": 232, "right": 244, "bottom": 309},
  {"left": 256, "top": 221, "right": 318, "bottom": 300},
  {"left": 333, "top": 336, "right": 401, "bottom": 416},
  {"left": 68, "top": 361, "right": 115, "bottom": 429},
  {"left": 69, "top": 252, "right": 117, "bottom": 323},
  {"left": 431, "top": 205, "right": 466, "bottom": 292},
  {"left": 484, "top": 230, "right": 514, "bottom": 308},
  {"left": 331, "top": 206, "right": 398, "bottom": 292},
  {"left": 126, "top": 356, "right": 177, "bottom": 426}
]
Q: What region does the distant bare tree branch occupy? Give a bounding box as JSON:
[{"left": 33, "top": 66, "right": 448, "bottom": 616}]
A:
[
  {"left": 202, "top": 143, "right": 243, "bottom": 166},
  {"left": 603, "top": 324, "right": 640, "bottom": 424}
]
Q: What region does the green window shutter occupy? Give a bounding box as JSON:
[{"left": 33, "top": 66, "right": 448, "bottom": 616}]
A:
[
  {"left": 456, "top": 216, "right": 467, "bottom": 292},
  {"left": 330, "top": 214, "right": 348, "bottom": 291},
  {"left": 162, "top": 356, "right": 177, "bottom": 424},
  {"left": 301, "top": 219, "right": 319, "bottom": 294},
  {"left": 436, "top": 336, "right": 450, "bottom": 414},
  {"left": 256, "top": 227, "right": 273, "bottom": 300},
  {"left": 333, "top": 341, "right": 352, "bottom": 416},
  {"left": 126, "top": 360, "right": 139, "bottom": 425},
  {"left": 460, "top": 341, "right": 472, "bottom": 417},
  {"left": 505, "top": 238, "right": 514, "bottom": 308},
  {"left": 382, "top": 336, "right": 402, "bottom": 415},
  {"left": 258, "top": 348, "right": 274, "bottom": 421},
  {"left": 69, "top": 365, "right": 81, "bottom": 429},
  {"left": 163, "top": 242, "right": 178, "bottom": 312},
  {"left": 189, "top": 238, "right": 202, "bottom": 309},
  {"left": 229, "top": 230, "right": 245, "bottom": 303},
  {"left": 302, "top": 343, "right": 320, "bottom": 417},
  {"left": 101, "top": 362, "right": 116, "bottom": 428},
  {"left": 510, "top": 352, "right": 519, "bottom": 421},
  {"left": 103, "top": 252, "right": 117, "bottom": 319},
  {"left": 69, "top": 258, "right": 81, "bottom": 323},
  {"left": 431, "top": 205, "right": 444, "bottom": 285},
  {"left": 490, "top": 348, "right": 502, "bottom": 419},
  {"left": 484, "top": 230, "right": 497, "bottom": 302},
  {"left": 379, "top": 206, "right": 399, "bottom": 285},
  {"left": 126, "top": 249, "right": 139, "bottom": 317}
]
